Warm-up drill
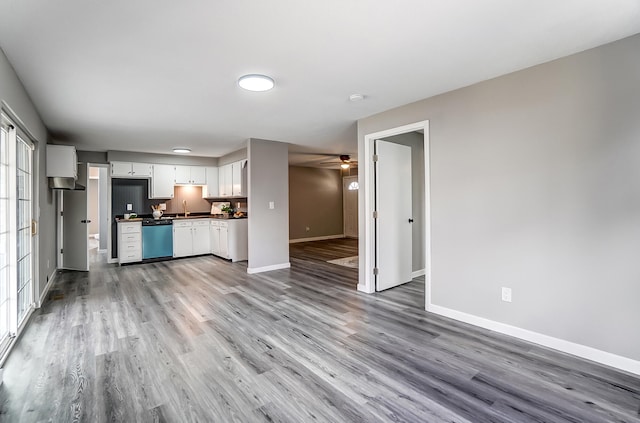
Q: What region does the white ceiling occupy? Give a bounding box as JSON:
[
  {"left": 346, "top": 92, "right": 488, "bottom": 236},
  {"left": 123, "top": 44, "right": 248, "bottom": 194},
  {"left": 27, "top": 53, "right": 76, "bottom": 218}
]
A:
[{"left": 1, "top": 1, "right": 639, "bottom": 162}]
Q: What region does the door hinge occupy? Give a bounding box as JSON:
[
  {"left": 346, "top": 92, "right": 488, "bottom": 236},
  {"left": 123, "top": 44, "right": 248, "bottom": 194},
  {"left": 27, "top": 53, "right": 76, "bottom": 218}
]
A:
[
  {"left": 373, "top": 210, "right": 378, "bottom": 219},
  {"left": 60, "top": 211, "right": 64, "bottom": 217},
  {"left": 373, "top": 267, "right": 379, "bottom": 275},
  {"left": 372, "top": 154, "right": 379, "bottom": 162},
  {"left": 60, "top": 248, "right": 64, "bottom": 254}
]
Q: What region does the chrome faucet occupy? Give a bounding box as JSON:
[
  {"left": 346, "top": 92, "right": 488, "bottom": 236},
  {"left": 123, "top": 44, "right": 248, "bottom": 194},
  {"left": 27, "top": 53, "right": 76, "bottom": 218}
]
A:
[{"left": 183, "top": 200, "right": 190, "bottom": 217}]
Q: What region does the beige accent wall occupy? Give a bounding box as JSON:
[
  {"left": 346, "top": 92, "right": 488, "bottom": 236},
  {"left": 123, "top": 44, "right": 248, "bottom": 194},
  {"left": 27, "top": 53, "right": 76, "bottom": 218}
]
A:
[{"left": 289, "top": 166, "right": 344, "bottom": 240}]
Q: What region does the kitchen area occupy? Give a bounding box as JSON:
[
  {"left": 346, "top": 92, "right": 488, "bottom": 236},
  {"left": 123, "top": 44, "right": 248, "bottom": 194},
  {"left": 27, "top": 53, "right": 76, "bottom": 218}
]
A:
[{"left": 111, "top": 157, "right": 248, "bottom": 265}]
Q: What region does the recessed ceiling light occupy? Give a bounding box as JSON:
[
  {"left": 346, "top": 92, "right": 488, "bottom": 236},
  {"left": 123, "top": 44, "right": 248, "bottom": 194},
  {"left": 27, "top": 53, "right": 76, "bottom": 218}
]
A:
[
  {"left": 349, "top": 93, "right": 365, "bottom": 102},
  {"left": 173, "top": 148, "right": 191, "bottom": 154},
  {"left": 238, "top": 74, "right": 275, "bottom": 92}
]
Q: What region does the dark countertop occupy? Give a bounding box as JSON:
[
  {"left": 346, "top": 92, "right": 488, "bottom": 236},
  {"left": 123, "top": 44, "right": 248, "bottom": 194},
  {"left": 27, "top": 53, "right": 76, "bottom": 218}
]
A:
[{"left": 115, "top": 213, "right": 247, "bottom": 223}]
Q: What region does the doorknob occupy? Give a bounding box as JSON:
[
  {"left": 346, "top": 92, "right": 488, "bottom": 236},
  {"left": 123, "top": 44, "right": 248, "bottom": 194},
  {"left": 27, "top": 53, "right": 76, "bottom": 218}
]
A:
[
  {"left": 408, "top": 218, "right": 414, "bottom": 223},
  {"left": 81, "top": 219, "right": 91, "bottom": 223}
]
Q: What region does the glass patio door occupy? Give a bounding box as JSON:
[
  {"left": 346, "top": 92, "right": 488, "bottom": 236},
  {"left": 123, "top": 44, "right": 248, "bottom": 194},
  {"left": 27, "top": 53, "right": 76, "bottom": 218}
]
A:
[{"left": 0, "top": 114, "right": 35, "bottom": 359}]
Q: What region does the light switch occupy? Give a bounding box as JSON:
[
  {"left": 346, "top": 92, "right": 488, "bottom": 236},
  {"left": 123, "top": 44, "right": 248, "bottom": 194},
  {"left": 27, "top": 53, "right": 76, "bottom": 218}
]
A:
[
  {"left": 269, "top": 201, "right": 275, "bottom": 209},
  {"left": 126, "top": 203, "right": 133, "bottom": 211},
  {"left": 159, "top": 203, "right": 167, "bottom": 210}
]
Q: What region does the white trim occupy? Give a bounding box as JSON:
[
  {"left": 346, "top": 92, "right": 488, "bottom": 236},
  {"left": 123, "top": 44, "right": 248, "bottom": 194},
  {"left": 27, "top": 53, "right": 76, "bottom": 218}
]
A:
[
  {"left": 411, "top": 269, "right": 425, "bottom": 278},
  {"left": 37, "top": 269, "right": 57, "bottom": 308},
  {"left": 289, "top": 234, "right": 344, "bottom": 244},
  {"left": 247, "top": 262, "right": 291, "bottom": 274},
  {"left": 428, "top": 304, "right": 640, "bottom": 376},
  {"left": 359, "top": 120, "right": 431, "bottom": 295}
]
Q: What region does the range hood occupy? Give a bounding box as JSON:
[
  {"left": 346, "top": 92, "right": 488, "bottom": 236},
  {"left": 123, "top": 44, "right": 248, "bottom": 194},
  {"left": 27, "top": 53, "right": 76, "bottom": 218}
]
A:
[{"left": 48, "top": 177, "right": 86, "bottom": 191}]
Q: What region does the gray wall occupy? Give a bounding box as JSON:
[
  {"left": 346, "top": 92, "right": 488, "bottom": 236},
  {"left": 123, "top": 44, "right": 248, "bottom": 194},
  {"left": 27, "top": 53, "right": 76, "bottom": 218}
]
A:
[
  {"left": 107, "top": 150, "right": 218, "bottom": 166},
  {"left": 98, "top": 167, "right": 108, "bottom": 250},
  {"left": 358, "top": 33, "right": 640, "bottom": 362},
  {"left": 88, "top": 178, "right": 99, "bottom": 234},
  {"left": 0, "top": 47, "right": 55, "bottom": 299},
  {"left": 289, "top": 166, "right": 343, "bottom": 240},
  {"left": 247, "top": 139, "right": 289, "bottom": 271},
  {"left": 381, "top": 132, "right": 425, "bottom": 272},
  {"left": 219, "top": 147, "right": 247, "bottom": 166}
]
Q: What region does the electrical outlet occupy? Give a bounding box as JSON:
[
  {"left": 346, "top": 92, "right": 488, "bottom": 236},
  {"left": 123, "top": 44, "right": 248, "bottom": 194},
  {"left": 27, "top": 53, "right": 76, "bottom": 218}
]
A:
[
  {"left": 501, "top": 287, "right": 512, "bottom": 303},
  {"left": 47, "top": 259, "right": 50, "bottom": 269},
  {"left": 305, "top": 226, "right": 310, "bottom": 232},
  {"left": 126, "top": 203, "right": 133, "bottom": 211},
  {"left": 159, "top": 203, "right": 166, "bottom": 211},
  {"left": 269, "top": 201, "right": 275, "bottom": 209}
]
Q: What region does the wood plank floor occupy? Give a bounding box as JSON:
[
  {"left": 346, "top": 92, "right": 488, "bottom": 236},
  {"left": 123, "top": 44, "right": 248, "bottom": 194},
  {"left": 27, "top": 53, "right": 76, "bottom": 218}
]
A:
[{"left": 1, "top": 238, "right": 639, "bottom": 422}]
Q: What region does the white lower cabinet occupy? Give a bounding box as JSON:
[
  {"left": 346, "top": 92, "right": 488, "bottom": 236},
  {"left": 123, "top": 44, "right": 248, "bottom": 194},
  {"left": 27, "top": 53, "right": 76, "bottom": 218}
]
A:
[
  {"left": 173, "top": 219, "right": 211, "bottom": 257},
  {"left": 117, "top": 221, "right": 142, "bottom": 264},
  {"left": 211, "top": 219, "right": 247, "bottom": 262}
]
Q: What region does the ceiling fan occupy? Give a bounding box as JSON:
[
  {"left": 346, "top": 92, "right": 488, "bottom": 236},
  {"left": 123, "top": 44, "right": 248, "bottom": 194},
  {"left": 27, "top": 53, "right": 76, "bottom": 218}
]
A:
[
  {"left": 338, "top": 155, "right": 357, "bottom": 169},
  {"left": 289, "top": 152, "right": 358, "bottom": 169}
]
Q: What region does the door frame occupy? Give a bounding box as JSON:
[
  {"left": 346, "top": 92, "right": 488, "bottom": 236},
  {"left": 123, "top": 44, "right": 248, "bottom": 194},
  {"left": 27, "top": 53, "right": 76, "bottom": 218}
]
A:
[{"left": 358, "top": 120, "right": 432, "bottom": 310}]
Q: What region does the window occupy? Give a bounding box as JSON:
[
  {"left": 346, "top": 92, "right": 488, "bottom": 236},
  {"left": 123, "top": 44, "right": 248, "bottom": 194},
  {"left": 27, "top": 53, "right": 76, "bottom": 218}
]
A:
[{"left": 348, "top": 181, "right": 359, "bottom": 190}]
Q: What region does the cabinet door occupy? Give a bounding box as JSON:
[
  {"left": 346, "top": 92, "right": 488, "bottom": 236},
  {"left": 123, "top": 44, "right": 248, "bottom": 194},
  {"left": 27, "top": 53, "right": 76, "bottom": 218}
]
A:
[
  {"left": 210, "top": 223, "right": 220, "bottom": 254},
  {"left": 131, "top": 162, "right": 152, "bottom": 177},
  {"left": 223, "top": 164, "right": 233, "bottom": 197},
  {"left": 174, "top": 165, "right": 191, "bottom": 184},
  {"left": 192, "top": 222, "right": 211, "bottom": 255},
  {"left": 190, "top": 167, "right": 206, "bottom": 185},
  {"left": 173, "top": 226, "right": 193, "bottom": 257},
  {"left": 232, "top": 161, "right": 242, "bottom": 196},
  {"left": 202, "top": 167, "right": 219, "bottom": 198},
  {"left": 219, "top": 225, "right": 229, "bottom": 258},
  {"left": 111, "top": 161, "right": 132, "bottom": 177},
  {"left": 150, "top": 165, "right": 175, "bottom": 199}
]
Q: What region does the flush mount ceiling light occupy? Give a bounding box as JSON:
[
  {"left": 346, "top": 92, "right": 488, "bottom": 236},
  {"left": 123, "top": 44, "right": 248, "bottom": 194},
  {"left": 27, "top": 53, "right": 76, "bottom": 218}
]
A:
[
  {"left": 172, "top": 148, "right": 191, "bottom": 154},
  {"left": 238, "top": 74, "right": 275, "bottom": 92},
  {"left": 349, "top": 93, "right": 365, "bottom": 102}
]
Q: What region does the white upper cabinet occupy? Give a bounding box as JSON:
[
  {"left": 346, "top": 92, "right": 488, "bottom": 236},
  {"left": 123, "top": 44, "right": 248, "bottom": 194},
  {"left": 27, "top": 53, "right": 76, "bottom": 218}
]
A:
[
  {"left": 175, "top": 165, "right": 206, "bottom": 185},
  {"left": 150, "top": 164, "right": 175, "bottom": 199},
  {"left": 111, "top": 161, "right": 152, "bottom": 178},
  {"left": 218, "top": 160, "right": 246, "bottom": 197},
  {"left": 202, "top": 167, "right": 219, "bottom": 198},
  {"left": 232, "top": 161, "right": 242, "bottom": 196},
  {"left": 218, "top": 163, "right": 233, "bottom": 197},
  {"left": 46, "top": 145, "right": 77, "bottom": 178}
]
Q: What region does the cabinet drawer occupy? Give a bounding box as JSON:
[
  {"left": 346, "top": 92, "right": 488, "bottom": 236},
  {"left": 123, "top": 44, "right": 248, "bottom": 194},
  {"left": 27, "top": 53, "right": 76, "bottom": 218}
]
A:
[
  {"left": 120, "top": 242, "right": 141, "bottom": 253},
  {"left": 192, "top": 220, "right": 210, "bottom": 227},
  {"left": 120, "top": 233, "right": 141, "bottom": 243},
  {"left": 210, "top": 220, "right": 219, "bottom": 227},
  {"left": 173, "top": 220, "right": 192, "bottom": 228},
  {"left": 119, "top": 223, "right": 141, "bottom": 233},
  {"left": 120, "top": 251, "right": 141, "bottom": 262},
  {"left": 218, "top": 222, "right": 228, "bottom": 228}
]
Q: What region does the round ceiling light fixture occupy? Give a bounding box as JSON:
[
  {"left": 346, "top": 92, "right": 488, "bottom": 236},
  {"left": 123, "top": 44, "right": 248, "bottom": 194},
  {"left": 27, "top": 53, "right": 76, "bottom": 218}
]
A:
[
  {"left": 238, "top": 74, "right": 275, "bottom": 92},
  {"left": 349, "top": 93, "right": 365, "bottom": 102},
  {"left": 172, "top": 147, "right": 191, "bottom": 154}
]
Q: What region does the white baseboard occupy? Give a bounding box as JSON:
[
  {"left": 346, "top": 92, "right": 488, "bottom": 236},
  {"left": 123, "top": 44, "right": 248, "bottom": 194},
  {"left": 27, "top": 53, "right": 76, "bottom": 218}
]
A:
[
  {"left": 289, "top": 234, "right": 345, "bottom": 244},
  {"left": 37, "top": 269, "right": 58, "bottom": 308},
  {"left": 427, "top": 303, "right": 640, "bottom": 376},
  {"left": 357, "top": 283, "right": 374, "bottom": 294},
  {"left": 247, "top": 262, "right": 291, "bottom": 274},
  {"left": 412, "top": 269, "right": 425, "bottom": 278}
]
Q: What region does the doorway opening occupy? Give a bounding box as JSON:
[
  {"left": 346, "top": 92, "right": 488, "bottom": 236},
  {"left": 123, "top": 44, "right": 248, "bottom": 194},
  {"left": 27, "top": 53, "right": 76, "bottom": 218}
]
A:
[
  {"left": 88, "top": 165, "right": 109, "bottom": 267},
  {"left": 359, "top": 121, "right": 431, "bottom": 309}
]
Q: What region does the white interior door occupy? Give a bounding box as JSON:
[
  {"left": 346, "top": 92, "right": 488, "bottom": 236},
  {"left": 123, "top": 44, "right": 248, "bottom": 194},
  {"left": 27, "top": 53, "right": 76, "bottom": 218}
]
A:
[
  {"left": 375, "top": 140, "right": 412, "bottom": 291},
  {"left": 343, "top": 176, "right": 359, "bottom": 238},
  {"left": 63, "top": 163, "right": 89, "bottom": 271}
]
